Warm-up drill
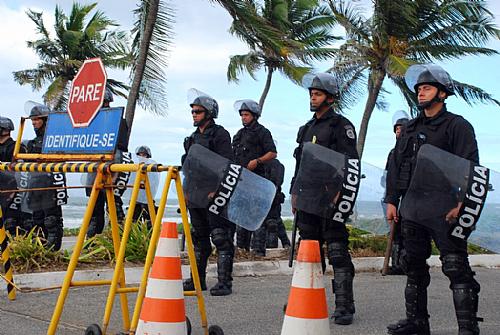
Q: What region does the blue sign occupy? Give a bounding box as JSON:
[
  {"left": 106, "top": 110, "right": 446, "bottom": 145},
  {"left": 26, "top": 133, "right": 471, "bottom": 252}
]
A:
[{"left": 42, "top": 107, "right": 124, "bottom": 154}]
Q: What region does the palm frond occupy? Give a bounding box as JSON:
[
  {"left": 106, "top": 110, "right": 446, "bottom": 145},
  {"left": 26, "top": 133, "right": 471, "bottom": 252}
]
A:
[{"left": 227, "top": 52, "right": 262, "bottom": 82}]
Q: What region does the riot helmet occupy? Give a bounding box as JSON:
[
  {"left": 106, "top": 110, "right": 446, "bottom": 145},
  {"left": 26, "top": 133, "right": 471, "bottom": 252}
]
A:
[
  {"left": 302, "top": 73, "right": 339, "bottom": 112},
  {"left": 25, "top": 101, "right": 51, "bottom": 119},
  {"left": 0, "top": 116, "right": 15, "bottom": 132},
  {"left": 135, "top": 145, "right": 152, "bottom": 158},
  {"left": 405, "top": 64, "right": 454, "bottom": 110},
  {"left": 234, "top": 99, "right": 261, "bottom": 118},
  {"left": 392, "top": 110, "right": 410, "bottom": 133},
  {"left": 188, "top": 88, "right": 219, "bottom": 118},
  {"left": 104, "top": 87, "right": 114, "bottom": 104}
]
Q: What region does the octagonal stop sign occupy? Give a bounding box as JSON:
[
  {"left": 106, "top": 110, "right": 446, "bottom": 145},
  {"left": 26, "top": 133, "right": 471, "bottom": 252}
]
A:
[{"left": 68, "top": 58, "right": 107, "bottom": 127}]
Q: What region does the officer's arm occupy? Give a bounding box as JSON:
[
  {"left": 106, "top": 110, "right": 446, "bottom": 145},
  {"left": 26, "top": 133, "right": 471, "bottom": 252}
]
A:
[
  {"left": 450, "top": 117, "right": 479, "bottom": 164},
  {"left": 336, "top": 120, "right": 359, "bottom": 160},
  {"left": 214, "top": 128, "right": 234, "bottom": 161},
  {"left": 256, "top": 128, "right": 277, "bottom": 163},
  {"left": 290, "top": 126, "right": 305, "bottom": 194},
  {"left": 384, "top": 142, "right": 401, "bottom": 207}
]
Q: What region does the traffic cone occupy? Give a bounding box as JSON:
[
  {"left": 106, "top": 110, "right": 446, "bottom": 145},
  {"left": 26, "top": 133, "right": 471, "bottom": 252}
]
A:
[
  {"left": 136, "top": 221, "right": 187, "bottom": 334},
  {"left": 281, "top": 240, "right": 330, "bottom": 335}
]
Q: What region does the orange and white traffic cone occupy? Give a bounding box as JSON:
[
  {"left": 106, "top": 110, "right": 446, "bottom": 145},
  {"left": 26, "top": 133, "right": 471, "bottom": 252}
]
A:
[
  {"left": 281, "top": 240, "right": 330, "bottom": 335},
  {"left": 136, "top": 221, "right": 187, "bottom": 335}
]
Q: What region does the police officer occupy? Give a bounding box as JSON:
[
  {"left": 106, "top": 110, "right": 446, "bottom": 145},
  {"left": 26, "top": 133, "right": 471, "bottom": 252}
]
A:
[
  {"left": 86, "top": 88, "right": 128, "bottom": 238},
  {"left": 381, "top": 111, "right": 410, "bottom": 275},
  {"left": 182, "top": 89, "right": 235, "bottom": 296},
  {"left": 263, "top": 158, "right": 291, "bottom": 249},
  {"left": 291, "top": 73, "right": 359, "bottom": 325},
  {"left": 0, "top": 116, "right": 27, "bottom": 235},
  {"left": 385, "top": 64, "right": 481, "bottom": 335},
  {"left": 26, "top": 104, "right": 64, "bottom": 250},
  {"left": 232, "top": 99, "right": 277, "bottom": 256},
  {"left": 132, "top": 145, "right": 157, "bottom": 226}
]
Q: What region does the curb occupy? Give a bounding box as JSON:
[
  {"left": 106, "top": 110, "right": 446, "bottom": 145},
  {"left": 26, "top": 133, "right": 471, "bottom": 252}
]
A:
[{"left": 12, "top": 254, "right": 500, "bottom": 290}]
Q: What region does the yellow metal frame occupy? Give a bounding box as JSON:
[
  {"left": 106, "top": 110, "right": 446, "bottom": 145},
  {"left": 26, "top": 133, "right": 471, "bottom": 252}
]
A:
[
  {"left": 0, "top": 162, "right": 208, "bottom": 335},
  {"left": 0, "top": 207, "right": 16, "bottom": 301}
]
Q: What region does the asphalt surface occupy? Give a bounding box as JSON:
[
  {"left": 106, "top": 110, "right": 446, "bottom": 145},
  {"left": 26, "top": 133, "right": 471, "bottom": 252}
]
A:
[{"left": 0, "top": 267, "right": 499, "bottom": 335}]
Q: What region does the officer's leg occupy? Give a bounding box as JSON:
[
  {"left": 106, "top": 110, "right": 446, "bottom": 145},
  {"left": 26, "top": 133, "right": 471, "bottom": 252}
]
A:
[
  {"left": 251, "top": 221, "right": 267, "bottom": 256},
  {"left": 43, "top": 205, "right": 64, "bottom": 251},
  {"left": 434, "top": 225, "right": 481, "bottom": 335},
  {"left": 114, "top": 195, "right": 125, "bottom": 222},
  {"left": 266, "top": 217, "right": 279, "bottom": 248},
  {"left": 388, "top": 219, "right": 431, "bottom": 335},
  {"left": 183, "top": 208, "right": 211, "bottom": 291},
  {"left": 32, "top": 209, "right": 47, "bottom": 238},
  {"left": 88, "top": 191, "right": 106, "bottom": 238},
  {"left": 276, "top": 218, "right": 291, "bottom": 248},
  {"left": 209, "top": 213, "right": 235, "bottom": 296},
  {"left": 236, "top": 226, "right": 251, "bottom": 251},
  {"left": 324, "top": 219, "right": 355, "bottom": 325}
]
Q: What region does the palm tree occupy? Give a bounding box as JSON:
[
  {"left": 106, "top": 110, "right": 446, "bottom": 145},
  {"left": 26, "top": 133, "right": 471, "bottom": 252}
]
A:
[
  {"left": 327, "top": 0, "right": 500, "bottom": 157},
  {"left": 226, "top": 0, "right": 339, "bottom": 109},
  {"left": 13, "top": 2, "right": 131, "bottom": 110},
  {"left": 125, "top": 0, "right": 174, "bottom": 138}
]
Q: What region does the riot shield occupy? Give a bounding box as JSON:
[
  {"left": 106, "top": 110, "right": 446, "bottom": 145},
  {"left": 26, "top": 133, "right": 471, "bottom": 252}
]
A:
[
  {"left": 124, "top": 155, "right": 160, "bottom": 204},
  {"left": 400, "top": 144, "right": 495, "bottom": 248},
  {"left": 0, "top": 170, "right": 18, "bottom": 210},
  {"left": 26, "top": 171, "right": 67, "bottom": 211},
  {"left": 182, "top": 144, "right": 276, "bottom": 231},
  {"left": 291, "top": 142, "right": 360, "bottom": 222}
]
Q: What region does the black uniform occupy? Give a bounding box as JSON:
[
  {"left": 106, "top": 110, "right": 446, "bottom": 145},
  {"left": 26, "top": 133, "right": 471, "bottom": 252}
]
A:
[
  {"left": 262, "top": 159, "right": 290, "bottom": 249},
  {"left": 385, "top": 105, "right": 481, "bottom": 333},
  {"left": 232, "top": 121, "right": 276, "bottom": 254},
  {"left": 183, "top": 120, "right": 235, "bottom": 294},
  {"left": 291, "top": 107, "right": 359, "bottom": 323},
  {"left": 26, "top": 130, "right": 65, "bottom": 251},
  {"left": 1, "top": 138, "right": 24, "bottom": 235}
]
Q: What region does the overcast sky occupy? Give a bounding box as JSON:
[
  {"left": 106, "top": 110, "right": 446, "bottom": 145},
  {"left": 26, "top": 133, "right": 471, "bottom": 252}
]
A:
[{"left": 2, "top": 0, "right": 500, "bottom": 195}]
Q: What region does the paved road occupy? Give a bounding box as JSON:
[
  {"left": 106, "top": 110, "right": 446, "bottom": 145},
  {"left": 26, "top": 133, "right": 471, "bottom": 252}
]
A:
[{"left": 1, "top": 267, "right": 499, "bottom": 334}]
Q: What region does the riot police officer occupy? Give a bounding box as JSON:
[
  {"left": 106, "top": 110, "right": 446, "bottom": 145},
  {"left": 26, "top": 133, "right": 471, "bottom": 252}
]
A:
[
  {"left": 26, "top": 104, "right": 65, "bottom": 251},
  {"left": 232, "top": 99, "right": 277, "bottom": 256},
  {"left": 385, "top": 64, "right": 481, "bottom": 335},
  {"left": 381, "top": 111, "right": 410, "bottom": 275},
  {"left": 291, "top": 73, "right": 359, "bottom": 325},
  {"left": 0, "top": 116, "right": 27, "bottom": 235},
  {"left": 131, "top": 145, "right": 157, "bottom": 226},
  {"left": 182, "top": 89, "right": 235, "bottom": 296},
  {"left": 86, "top": 88, "right": 128, "bottom": 238}
]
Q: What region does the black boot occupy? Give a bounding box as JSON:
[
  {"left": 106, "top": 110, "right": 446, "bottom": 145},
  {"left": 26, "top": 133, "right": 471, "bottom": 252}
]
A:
[
  {"left": 44, "top": 215, "right": 63, "bottom": 251},
  {"left": 387, "top": 243, "right": 405, "bottom": 275},
  {"left": 210, "top": 251, "right": 233, "bottom": 296},
  {"left": 332, "top": 267, "right": 355, "bottom": 325},
  {"left": 183, "top": 249, "right": 209, "bottom": 291},
  {"left": 87, "top": 217, "right": 98, "bottom": 238},
  {"left": 452, "top": 284, "right": 482, "bottom": 335},
  {"left": 387, "top": 281, "right": 430, "bottom": 335}
]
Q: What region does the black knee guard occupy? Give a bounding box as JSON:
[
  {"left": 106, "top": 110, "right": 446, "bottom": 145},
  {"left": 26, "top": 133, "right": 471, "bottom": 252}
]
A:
[
  {"left": 191, "top": 227, "right": 212, "bottom": 256},
  {"left": 327, "top": 241, "right": 353, "bottom": 269},
  {"left": 442, "top": 254, "right": 474, "bottom": 285},
  {"left": 4, "top": 218, "right": 18, "bottom": 236},
  {"left": 211, "top": 228, "right": 234, "bottom": 252},
  {"left": 44, "top": 215, "right": 63, "bottom": 251},
  {"left": 451, "top": 283, "right": 482, "bottom": 335}
]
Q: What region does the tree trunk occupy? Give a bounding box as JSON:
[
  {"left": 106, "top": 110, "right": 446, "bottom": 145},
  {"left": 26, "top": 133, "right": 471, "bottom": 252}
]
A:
[
  {"left": 125, "top": 0, "right": 160, "bottom": 140},
  {"left": 259, "top": 67, "right": 274, "bottom": 110},
  {"left": 357, "top": 68, "right": 385, "bottom": 159}
]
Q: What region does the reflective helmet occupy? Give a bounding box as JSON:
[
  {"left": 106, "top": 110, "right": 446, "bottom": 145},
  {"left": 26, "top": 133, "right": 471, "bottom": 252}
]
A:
[
  {"left": 302, "top": 73, "right": 340, "bottom": 97},
  {"left": 188, "top": 88, "right": 219, "bottom": 118},
  {"left": 24, "top": 101, "right": 51, "bottom": 118},
  {"left": 0, "top": 116, "right": 14, "bottom": 131},
  {"left": 405, "top": 64, "right": 455, "bottom": 95},
  {"left": 135, "top": 145, "right": 152, "bottom": 158},
  {"left": 234, "top": 99, "right": 261, "bottom": 117},
  {"left": 104, "top": 87, "right": 114, "bottom": 103},
  {"left": 392, "top": 110, "right": 410, "bottom": 132}
]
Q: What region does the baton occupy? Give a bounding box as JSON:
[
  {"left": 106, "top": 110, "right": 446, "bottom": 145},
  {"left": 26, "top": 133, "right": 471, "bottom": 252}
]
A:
[
  {"left": 382, "top": 219, "right": 395, "bottom": 276},
  {"left": 288, "top": 213, "right": 298, "bottom": 268}
]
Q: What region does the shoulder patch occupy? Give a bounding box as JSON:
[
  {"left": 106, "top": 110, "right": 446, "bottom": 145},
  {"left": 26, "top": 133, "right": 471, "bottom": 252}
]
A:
[{"left": 344, "top": 125, "right": 355, "bottom": 139}]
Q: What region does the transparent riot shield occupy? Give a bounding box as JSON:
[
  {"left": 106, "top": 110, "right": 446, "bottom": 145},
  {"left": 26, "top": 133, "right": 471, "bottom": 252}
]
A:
[
  {"left": 26, "top": 171, "right": 67, "bottom": 211},
  {"left": 125, "top": 155, "right": 160, "bottom": 204},
  {"left": 0, "top": 170, "right": 18, "bottom": 211},
  {"left": 182, "top": 144, "right": 276, "bottom": 231},
  {"left": 291, "top": 142, "right": 360, "bottom": 221},
  {"left": 351, "top": 162, "right": 388, "bottom": 235},
  {"left": 400, "top": 144, "right": 496, "bottom": 248}
]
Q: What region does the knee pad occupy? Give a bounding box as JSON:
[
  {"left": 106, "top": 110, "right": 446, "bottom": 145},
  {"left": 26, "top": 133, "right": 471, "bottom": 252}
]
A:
[
  {"left": 266, "top": 219, "right": 278, "bottom": 233},
  {"left": 211, "top": 228, "right": 233, "bottom": 251},
  {"left": 191, "top": 227, "right": 211, "bottom": 253},
  {"left": 442, "top": 254, "right": 473, "bottom": 284},
  {"left": 327, "top": 242, "right": 352, "bottom": 269}
]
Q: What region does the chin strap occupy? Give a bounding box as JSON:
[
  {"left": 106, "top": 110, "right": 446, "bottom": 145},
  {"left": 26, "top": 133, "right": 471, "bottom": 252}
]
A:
[{"left": 417, "top": 91, "right": 445, "bottom": 111}]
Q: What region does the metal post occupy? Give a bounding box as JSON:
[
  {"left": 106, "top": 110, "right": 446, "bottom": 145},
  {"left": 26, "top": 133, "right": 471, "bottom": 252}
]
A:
[{"left": 0, "top": 207, "right": 16, "bottom": 300}]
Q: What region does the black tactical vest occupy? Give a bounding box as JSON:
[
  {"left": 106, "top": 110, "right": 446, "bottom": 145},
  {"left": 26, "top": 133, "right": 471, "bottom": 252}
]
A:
[{"left": 232, "top": 123, "right": 267, "bottom": 168}]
